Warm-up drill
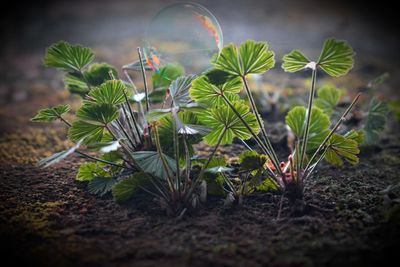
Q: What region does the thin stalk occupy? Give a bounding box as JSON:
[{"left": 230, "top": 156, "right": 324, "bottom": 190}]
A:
[
  {"left": 295, "top": 141, "right": 301, "bottom": 183},
  {"left": 122, "top": 91, "right": 143, "bottom": 143},
  {"left": 242, "top": 76, "right": 281, "bottom": 171},
  {"left": 185, "top": 128, "right": 227, "bottom": 202},
  {"left": 137, "top": 47, "right": 150, "bottom": 113},
  {"left": 183, "top": 135, "right": 191, "bottom": 183},
  {"left": 56, "top": 116, "right": 127, "bottom": 169},
  {"left": 172, "top": 110, "right": 181, "bottom": 195},
  {"left": 304, "top": 93, "right": 361, "bottom": 173},
  {"left": 147, "top": 175, "right": 171, "bottom": 201},
  {"left": 105, "top": 124, "right": 138, "bottom": 169},
  {"left": 221, "top": 94, "right": 279, "bottom": 180},
  {"left": 222, "top": 173, "right": 236, "bottom": 194},
  {"left": 304, "top": 148, "right": 328, "bottom": 183},
  {"left": 120, "top": 103, "right": 137, "bottom": 143},
  {"left": 135, "top": 50, "right": 153, "bottom": 147},
  {"left": 153, "top": 124, "right": 175, "bottom": 193},
  {"left": 58, "top": 116, "right": 71, "bottom": 127},
  {"left": 299, "top": 68, "right": 317, "bottom": 169},
  {"left": 240, "top": 139, "right": 253, "bottom": 150},
  {"left": 123, "top": 70, "right": 146, "bottom": 123},
  {"left": 204, "top": 128, "right": 226, "bottom": 170},
  {"left": 276, "top": 194, "right": 285, "bottom": 220},
  {"left": 116, "top": 119, "right": 137, "bottom": 150},
  {"left": 75, "top": 150, "right": 126, "bottom": 168}
]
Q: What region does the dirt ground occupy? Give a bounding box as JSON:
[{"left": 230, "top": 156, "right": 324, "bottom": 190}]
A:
[{"left": 1, "top": 1, "right": 400, "bottom": 266}]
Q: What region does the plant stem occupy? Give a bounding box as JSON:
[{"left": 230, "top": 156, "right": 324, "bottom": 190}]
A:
[
  {"left": 58, "top": 116, "right": 71, "bottom": 127},
  {"left": 304, "top": 93, "right": 361, "bottom": 174},
  {"left": 105, "top": 124, "right": 138, "bottom": 169},
  {"left": 242, "top": 76, "right": 281, "bottom": 172},
  {"left": 299, "top": 68, "right": 317, "bottom": 169},
  {"left": 221, "top": 94, "right": 279, "bottom": 180},
  {"left": 122, "top": 91, "right": 143, "bottom": 143},
  {"left": 185, "top": 128, "right": 227, "bottom": 202},
  {"left": 120, "top": 103, "right": 139, "bottom": 144},
  {"left": 183, "top": 135, "right": 191, "bottom": 184},
  {"left": 172, "top": 110, "right": 181, "bottom": 195},
  {"left": 137, "top": 47, "right": 150, "bottom": 113},
  {"left": 205, "top": 128, "right": 226, "bottom": 169},
  {"left": 116, "top": 119, "right": 137, "bottom": 150},
  {"left": 75, "top": 150, "right": 126, "bottom": 168},
  {"left": 123, "top": 70, "right": 147, "bottom": 124},
  {"left": 153, "top": 124, "right": 175, "bottom": 193}
]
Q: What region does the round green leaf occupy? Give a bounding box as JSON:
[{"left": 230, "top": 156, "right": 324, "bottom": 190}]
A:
[
  {"left": 199, "top": 101, "right": 260, "bottom": 145},
  {"left": 213, "top": 40, "right": 275, "bottom": 76},
  {"left": 282, "top": 50, "right": 310, "bottom": 73},
  {"left": 285, "top": 106, "right": 331, "bottom": 151},
  {"left": 317, "top": 39, "right": 355, "bottom": 77},
  {"left": 190, "top": 75, "right": 242, "bottom": 106},
  {"left": 44, "top": 41, "right": 94, "bottom": 72},
  {"left": 88, "top": 80, "right": 127, "bottom": 105}
]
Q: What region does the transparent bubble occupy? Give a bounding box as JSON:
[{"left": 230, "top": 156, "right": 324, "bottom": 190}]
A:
[{"left": 144, "top": 3, "right": 223, "bottom": 77}]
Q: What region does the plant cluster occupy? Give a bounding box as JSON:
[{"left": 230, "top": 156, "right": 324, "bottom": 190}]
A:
[{"left": 32, "top": 38, "right": 374, "bottom": 217}]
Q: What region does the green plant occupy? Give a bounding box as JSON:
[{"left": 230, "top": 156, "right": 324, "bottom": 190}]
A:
[
  {"left": 33, "top": 42, "right": 216, "bottom": 217},
  {"left": 34, "top": 37, "right": 366, "bottom": 217},
  {"left": 311, "top": 83, "right": 388, "bottom": 146},
  {"left": 190, "top": 39, "right": 362, "bottom": 207}
]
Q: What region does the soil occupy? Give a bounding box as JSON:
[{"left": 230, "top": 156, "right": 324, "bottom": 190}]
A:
[
  {"left": 1, "top": 86, "right": 400, "bottom": 267},
  {"left": 1, "top": 1, "right": 400, "bottom": 266}
]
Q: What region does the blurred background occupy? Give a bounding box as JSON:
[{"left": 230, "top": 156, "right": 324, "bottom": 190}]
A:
[{"left": 0, "top": 0, "right": 398, "bottom": 132}]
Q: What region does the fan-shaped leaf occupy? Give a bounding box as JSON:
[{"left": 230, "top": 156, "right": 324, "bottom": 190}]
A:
[
  {"left": 314, "top": 85, "right": 342, "bottom": 116},
  {"left": 199, "top": 101, "right": 260, "bottom": 145},
  {"left": 344, "top": 130, "right": 365, "bottom": 145},
  {"left": 364, "top": 98, "right": 388, "bottom": 144},
  {"left": 317, "top": 39, "right": 354, "bottom": 77},
  {"left": 88, "top": 177, "right": 117, "bottom": 196},
  {"left": 158, "top": 111, "right": 205, "bottom": 158},
  {"left": 64, "top": 73, "right": 89, "bottom": 95},
  {"left": 204, "top": 69, "right": 236, "bottom": 86},
  {"left": 190, "top": 74, "right": 242, "bottom": 106},
  {"left": 282, "top": 50, "right": 311, "bottom": 73},
  {"left": 170, "top": 75, "right": 196, "bottom": 107},
  {"left": 325, "top": 133, "right": 359, "bottom": 166},
  {"left": 31, "top": 104, "right": 71, "bottom": 123},
  {"left": 239, "top": 150, "right": 268, "bottom": 170},
  {"left": 68, "top": 120, "right": 105, "bottom": 144},
  {"left": 84, "top": 63, "right": 118, "bottom": 86},
  {"left": 88, "top": 80, "right": 127, "bottom": 105},
  {"left": 239, "top": 40, "right": 275, "bottom": 75},
  {"left": 286, "top": 106, "right": 331, "bottom": 151},
  {"left": 213, "top": 40, "right": 275, "bottom": 76},
  {"left": 132, "top": 151, "right": 176, "bottom": 179},
  {"left": 213, "top": 43, "right": 242, "bottom": 75},
  {"left": 44, "top": 41, "right": 94, "bottom": 72},
  {"left": 76, "top": 103, "right": 119, "bottom": 125},
  {"left": 76, "top": 162, "right": 107, "bottom": 181},
  {"left": 112, "top": 172, "right": 149, "bottom": 202}
]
